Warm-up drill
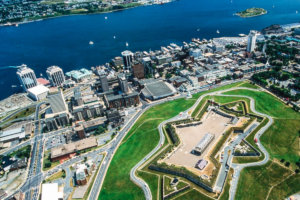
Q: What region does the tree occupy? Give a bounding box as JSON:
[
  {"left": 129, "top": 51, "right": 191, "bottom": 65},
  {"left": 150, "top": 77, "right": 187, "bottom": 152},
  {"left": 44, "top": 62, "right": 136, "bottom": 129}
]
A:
[
  {"left": 166, "top": 73, "right": 172, "bottom": 79},
  {"left": 95, "top": 126, "right": 105, "bottom": 135},
  {"left": 44, "top": 161, "right": 51, "bottom": 168}
]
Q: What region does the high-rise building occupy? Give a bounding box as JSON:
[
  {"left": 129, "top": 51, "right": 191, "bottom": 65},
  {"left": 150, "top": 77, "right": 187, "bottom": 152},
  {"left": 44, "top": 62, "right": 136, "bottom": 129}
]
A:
[
  {"left": 132, "top": 62, "right": 145, "bottom": 79},
  {"left": 247, "top": 30, "right": 258, "bottom": 53},
  {"left": 46, "top": 66, "right": 65, "bottom": 87},
  {"left": 118, "top": 73, "right": 129, "bottom": 94},
  {"left": 16, "top": 64, "right": 38, "bottom": 91},
  {"left": 121, "top": 50, "right": 134, "bottom": 69},
  {"left": 48, "top": 89, "right": 68, "bottom": 113},
  {"left": 99, "top": 75, "right": 109, "bottom": 92}
]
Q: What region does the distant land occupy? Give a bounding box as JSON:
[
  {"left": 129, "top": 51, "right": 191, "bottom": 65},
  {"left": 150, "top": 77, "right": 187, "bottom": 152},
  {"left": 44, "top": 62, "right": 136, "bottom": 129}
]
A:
[{"left": 236, "top": 7, "right": 267, "bottom": 18}]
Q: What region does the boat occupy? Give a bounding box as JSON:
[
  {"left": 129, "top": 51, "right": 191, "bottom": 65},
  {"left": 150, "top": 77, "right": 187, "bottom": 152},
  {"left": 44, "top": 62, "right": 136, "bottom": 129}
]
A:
[
  {"left": 15, "top": 24, "right": 19, "bottom": 27},
  {"left": 296, "top": 10, "right": 298, "bottom": 14},
  {"left": 11, "top": 85, "right": 17, "bottom": 88},
  {"left": 197, "top": 28, "right": 200, "bottom": 32},
  {"left": 89, "top": 41, "right": 94, "bottom": 45},
  {"left": 105, "top": 16, "right": 108, "bottom": 20},
  {"left": 216, "top": 30, "right": 220, "bottom": 34},
  {"left": 40, "top": 73, "right": 43, "bottom": 77},
  {"left": 126, "top": 42, "right": 129, "bottom": 47},
  {"left": 113, "top": 36, "right": 116, "bottom": 39}
]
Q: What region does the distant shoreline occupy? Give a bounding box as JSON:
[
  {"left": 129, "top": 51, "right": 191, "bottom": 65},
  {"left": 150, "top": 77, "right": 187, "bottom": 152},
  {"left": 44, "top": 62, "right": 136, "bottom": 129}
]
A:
[{"left": 0, "top": 3, "right": 149, "bottom": 27}]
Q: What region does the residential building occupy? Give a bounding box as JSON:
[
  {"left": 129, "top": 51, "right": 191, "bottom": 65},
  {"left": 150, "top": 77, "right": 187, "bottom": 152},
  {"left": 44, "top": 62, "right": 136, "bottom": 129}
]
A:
[
  {"left": 16, "top": 64, "right": 38, "bottom": 91},
  {"left": 118, "top": 73, "right": 129, "bottom": 94},
  {"left": 247, "top": 30, "right": 258, "bottom": 53},
  {"left": 45, "top": 112, "right": 70, "bottom": 131},
  {"left": 132, "top": 62, "right": 145, "bottom": 79},
  {"left": 51, "top": 137, "right": 98, "bottom": 162},
  {"left": 104, "top": 92, "right": 140, "bottom": 109},
  {"left": 99, "top": 75, "right": 109, "bottom": 92},
  {"left": 46, "top": 66, "right": 65, "bottom": 87}
]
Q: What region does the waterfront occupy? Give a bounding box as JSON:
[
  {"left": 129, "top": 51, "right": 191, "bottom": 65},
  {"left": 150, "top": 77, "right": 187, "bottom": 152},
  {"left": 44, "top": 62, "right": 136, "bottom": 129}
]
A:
[{"left": 0, "top": 0, "right": 299, "bottom": 100}]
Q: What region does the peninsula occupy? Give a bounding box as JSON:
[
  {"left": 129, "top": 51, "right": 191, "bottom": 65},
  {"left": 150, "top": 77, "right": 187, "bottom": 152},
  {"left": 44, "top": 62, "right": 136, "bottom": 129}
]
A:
[
  {"left": 0, "top": 0, "right": 172, "bottom": 26},
  {"left": 236, "top": 7, "right": 267, "bottom": 18}
]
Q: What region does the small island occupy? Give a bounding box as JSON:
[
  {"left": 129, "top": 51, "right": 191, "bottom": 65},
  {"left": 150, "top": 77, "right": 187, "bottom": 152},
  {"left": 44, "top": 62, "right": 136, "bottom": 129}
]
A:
[{"left": 236, "top": 7, "right": 267, "bottom": 18}]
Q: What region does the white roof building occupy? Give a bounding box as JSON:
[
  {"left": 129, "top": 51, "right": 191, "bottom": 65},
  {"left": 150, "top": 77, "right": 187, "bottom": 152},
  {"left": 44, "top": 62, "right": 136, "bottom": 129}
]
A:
[
  {"left": 42, "top": 183, "right": 63, "bottom": 200},
  {"left": 27, "top": 85, "right": 49, "bottom": 101},
  {"left": 0, "top": 127, "right": 26, "bottom": 143}
]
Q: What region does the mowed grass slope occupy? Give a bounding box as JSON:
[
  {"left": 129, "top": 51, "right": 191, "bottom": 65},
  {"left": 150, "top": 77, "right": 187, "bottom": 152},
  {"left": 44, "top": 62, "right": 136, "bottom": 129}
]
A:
[
  {"left": 235, "top": 161, "right": 292, "bottom": 200},
  {"left": 99, "top": 98, "right": 196, "bottom": 200},
  {"left": 99, "top": 82, "right": 244, "bottom": 200},
  {"left": 223, "top": 89, "right": 300, "bottom": 200},
  {"left": 261, "top": 119, "right": 300, "bottom": 163},
  {"left": 223, "top": 89, "right": 300, "bottom": 119},
  {"left": 173, "top": 189, "right": 214, "bottom": 200},
  {"left": 268, "top": 173, "right": 300, "bottom": 199}
]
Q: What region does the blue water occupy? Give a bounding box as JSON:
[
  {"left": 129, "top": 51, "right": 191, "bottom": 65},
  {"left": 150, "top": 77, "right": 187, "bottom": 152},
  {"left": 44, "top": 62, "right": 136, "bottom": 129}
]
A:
[{"left": 0, "top": 0, "right": 299, "bottom": 100}]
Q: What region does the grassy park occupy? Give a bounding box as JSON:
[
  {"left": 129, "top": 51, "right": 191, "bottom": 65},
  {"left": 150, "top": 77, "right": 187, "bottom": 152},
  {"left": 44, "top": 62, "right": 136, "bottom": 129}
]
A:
[
  {"left": 99, "top": 82, "right": 300, "bottom": 200},
  {"left": 224, "top": 89, "right": 300, "bottom": 199},
  {"left": 99, "top": 81, "right": 244, "bottom": 200}
]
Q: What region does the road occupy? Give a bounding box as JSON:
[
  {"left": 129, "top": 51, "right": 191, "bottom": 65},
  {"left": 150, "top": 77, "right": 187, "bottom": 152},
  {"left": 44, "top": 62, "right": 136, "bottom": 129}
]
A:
[{"left": 2, "top": 79, "right": 247, "bottom": 200}]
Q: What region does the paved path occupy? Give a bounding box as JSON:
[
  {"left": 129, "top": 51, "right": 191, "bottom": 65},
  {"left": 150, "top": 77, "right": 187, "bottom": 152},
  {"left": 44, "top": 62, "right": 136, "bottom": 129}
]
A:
[{"left": 129, "top": 87, "right": 272, "bottom": 200}]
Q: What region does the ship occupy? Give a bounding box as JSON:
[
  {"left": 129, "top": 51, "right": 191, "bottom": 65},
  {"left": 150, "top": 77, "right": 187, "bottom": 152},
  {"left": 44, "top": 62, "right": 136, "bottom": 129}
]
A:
[
  {"left": 89, "top": 41, "right": 94, "bottom": 45},
  {"left": 216, "top": 30, "right": 220, "bottom": 34}
]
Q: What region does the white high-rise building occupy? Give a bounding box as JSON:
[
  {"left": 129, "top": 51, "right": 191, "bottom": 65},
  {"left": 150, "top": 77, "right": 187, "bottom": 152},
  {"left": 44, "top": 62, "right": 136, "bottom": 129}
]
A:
[
  {"left": 46, "top": 66, "right": 65, "bottom": 87},
  {"left": 121, "top": 50, "right": 134, "bottom": 69},
  {"left": 247, "top": 30, "right": 258, "bottom": 53},
  {"left": 16, "top": 64, "right": 38, "bottom": 91}
]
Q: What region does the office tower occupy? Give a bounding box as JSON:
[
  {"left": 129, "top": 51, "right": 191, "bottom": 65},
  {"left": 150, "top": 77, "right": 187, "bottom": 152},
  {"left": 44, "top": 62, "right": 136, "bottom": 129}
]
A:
[
  {"left": 118, "top": 73, "right": 129, "bottom": 94},
  {"left": 46, "top": 65, "right": 65, "bottom": 87},
  {"left": 121, "top": 50, "right": 134, "bottom": 69},
  {"left": 16, "top": 64, "right": 38, "bottom": 91},
  {"left": 247, "top": 30, "right": 258, "bottom": 53},
  {"left": 99, "top": 75, "right": 109, "bottom": 92},
  {"left": 48, "top": 89, "right": 68, "bottom": 113},
  {"left": 132, "top": 62, "right": 145, "bottom": 79}
]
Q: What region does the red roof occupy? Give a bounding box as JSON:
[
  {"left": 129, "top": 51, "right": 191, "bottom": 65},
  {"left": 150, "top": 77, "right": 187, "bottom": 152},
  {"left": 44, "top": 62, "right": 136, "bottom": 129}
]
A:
[{"left": 37, "top": 78, "right": 50, "bottom": 86}]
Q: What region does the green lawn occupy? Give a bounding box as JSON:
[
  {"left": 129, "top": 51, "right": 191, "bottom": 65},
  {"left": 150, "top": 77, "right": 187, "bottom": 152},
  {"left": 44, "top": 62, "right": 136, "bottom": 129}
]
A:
[
  {"left": 173, "top": 189, "right": 214, "bottom": 200},
  {"left": 239, "top": 81, "right": 260, "bottom": 89},
  {"left": 235, "top": 161, "right": 292, "bottom": 200},
  {"left": 261, "top": 119, "right": 300, "bottom": 164},
  {"left": 45, "top": 170, "right": 65, "bottom": 182},
  {"left": 99, "top": 82, "right": 244, "bottom": 200},
  {"left": 223, "top": 88, "right": 300, "bottom": 199},
  {"left": 137, "top": 171, "right": 159, "bottom": 199},
  {"left": 223, "top": 89, "right": 300, "bottom": 119},
  {"left": 164, "top": 176, "right": 175, "bottom": 195},
  {"left": 99, "top": 98, "right": 196, "bottom": 200},
  {"left": 268, "top": 173, "right": 300, "bottom": 200}
]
